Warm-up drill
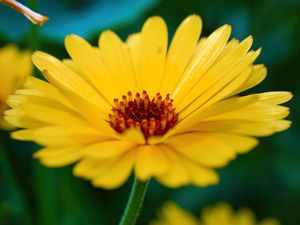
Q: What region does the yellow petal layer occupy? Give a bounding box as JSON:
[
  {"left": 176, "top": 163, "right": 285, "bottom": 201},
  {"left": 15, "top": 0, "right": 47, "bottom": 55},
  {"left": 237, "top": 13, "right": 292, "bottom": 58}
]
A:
[
  {"left": 33, "top": 125, "right": 108, "bottom": 147},
  {"left": 135, "top": 145, "right": 170, "bottom": 181},
  {"left": 160, "top": 15, "right": 202, "bottom": 95},
  {"left": 35, "top": 146, "right": 83, "bottom": 167},
  {"left": 150, "top": 202, "right": 198, "bottom": 225},
  {"left": 99, "top": 31, "right": 136, "bottom": 93},
  {"left": 172, "top": 25, "right": 231, "bottom": 102},
  {"left": 139, "top": 16, "right": 168, "bottom": 96},
  {"left": 84, "top": 140, "right": 136, "bottom": 159},
  {"left": 156, "top": 145, "right": 218, "bottom": 187},
  {"left": 176, "top": 36, "right": 253, "bottom": 112},
  {"left": 91, "top": 151, "right": 136, "bottom": 189},
  {"left": 65, "top": 34, "right": 120, "bottom": 102},
  {"left": 166, "top": 132, "right": 257, "bottom": 167}
]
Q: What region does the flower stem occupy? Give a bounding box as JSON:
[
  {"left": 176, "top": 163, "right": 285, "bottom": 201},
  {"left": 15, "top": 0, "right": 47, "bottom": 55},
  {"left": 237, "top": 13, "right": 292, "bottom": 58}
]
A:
[
  {"left": 28, "top": 0, "right": 40, "bottom": 51},
  {"left": 119, "top": 177, "right": 149, "bottom": 225},
  {"left": 27, "top": 0, "right": 42, "bottom": 78}
]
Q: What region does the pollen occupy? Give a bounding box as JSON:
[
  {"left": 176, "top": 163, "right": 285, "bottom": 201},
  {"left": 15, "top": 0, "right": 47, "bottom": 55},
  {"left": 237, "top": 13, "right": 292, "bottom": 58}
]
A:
[{"left": 109, "top": 91, "right": 178, "bottom": 140}]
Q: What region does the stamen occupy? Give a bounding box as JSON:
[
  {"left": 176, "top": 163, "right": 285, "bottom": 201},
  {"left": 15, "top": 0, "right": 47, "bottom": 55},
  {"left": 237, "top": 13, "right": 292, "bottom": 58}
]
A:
[
  {"left": 114, "top": 99, "right": 120, "bottom": 109},
  {"left": 109, "top": 90, "right": 178, "bottom": 140},
  {"left": 135, "top": 93, "right": 141, "bottom": 107},
  {"left": 122, "top": 95, "right": 128, "bottom": 107},
  {"left": 127, "top": 91, "right": 133, "bottom": 101},
  {"left": 120, "top": 102, "right": 125, "bottom": 113}
]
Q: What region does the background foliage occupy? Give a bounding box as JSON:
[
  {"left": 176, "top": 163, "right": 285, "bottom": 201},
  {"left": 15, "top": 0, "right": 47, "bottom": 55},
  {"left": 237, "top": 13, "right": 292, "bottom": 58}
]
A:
[{"left": 0, "top": 0, "right": 299, "bottom": 224}]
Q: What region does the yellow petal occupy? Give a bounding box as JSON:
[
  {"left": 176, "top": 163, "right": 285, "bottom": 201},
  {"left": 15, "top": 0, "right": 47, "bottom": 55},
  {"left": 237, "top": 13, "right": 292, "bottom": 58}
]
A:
[
  {"left": 201, "top": 66, "right": 253, "bottom": 107},
  {"left": 175, "top": 36, "right": 253, "bottom": 112},
  {"left": 235, "top": 208, "right": 256, "bottom": 225},
  {"left": 251, "top": 91, "right": 292, "bottom": 105},
  {"left": 209, "top": 133, "right": 258, "bottom": 154},
  {"left": 118, "top": 128, "right": 146, "bottom": 144},
  {"left": 126, "top": 33, "right": 141, "bottom": 82},
  {"left": 155, "top": 202, "right": 199, "bottom": 225},
  {"left": 216, "top": 38, "right": 240, "bottom": 59},
  {"left": 168, "top": 91, "right": 291, "bottom": 139},
  {"left": 207, "top": 104, "right": 290, "bottom": 122},
  {"left": 84, "top": 140, "right": 136, "bottom": 159},
  {"left": 135, "top": 145, "right": 170, "bottom": 181},
  {"left": 139, "top": 16, "right": 168, "bottom": 96},
  {"left": 32, "top": 51, "right": 109, "bottom": 110},
  {"left": 160, "top": 15, "right": 202, "bottom": 95},
  {"left": 179, "top": 49, "right": 261, "bottom": 120},
  {"left": 7, "top": 92, "right": 72, "bottom": 113},
  {"left": 180, "top": 156, "right": 219, "bottom": 186},
  {"left": 65, "top": 34, "right": 120, "bottom": 101},
  {"left": 165, "top": 133, "right": 237, "bottom": 167},
  {"left": 18, "top": 103, "right": 85, "bottom": 126},
  {"left": 164, "top": 95, "right": 258, "bottom": 139},
  {"left": 62, "top": 59, "right": 85, "bottom": 77},
  {"left": 35, "top": 146, "right": 83, "bottom": 167},
  {"left": 4, "top": 109, "right": 43, "bottom": 128},
  {"left": 24, "top": 76, "right": 74, "bottom": 109},
  {"left": 91, "top": 150, "right": 135, "bottom": 189},
  {"left": 189, "top": 120, "right": 291, "bottom": 137},
  {"left": 99, "top": 31, "right": 136, "bottom": 93},
  {"left": 172, "top": 24, "right": 232, "bottom": 102},
  {"left": 33, "top": 125, "right": 109, "bottom": 147},
  {"left": 18, "top": 50, "right": 33, "bottom": 78},
  {"left": 11, "top": 129, "right": 34, "bottom": 141},
  {"left": 156, "top": 145, "right": 190, "bottom": 188},
  {"left": 201, "top": 203, "right": 234, "bottom": 225},
  {"left": 0, "top": 118, "right": 15, "bottom": 130},
  {"left": 234, "top": 64, "right": 267, "bottom": 94},
  {"left": 73, "top": 157, "right": 116, "bottom": 179},
  {"left": 45, "top": 82, "right": 115, "bottom": 135}
]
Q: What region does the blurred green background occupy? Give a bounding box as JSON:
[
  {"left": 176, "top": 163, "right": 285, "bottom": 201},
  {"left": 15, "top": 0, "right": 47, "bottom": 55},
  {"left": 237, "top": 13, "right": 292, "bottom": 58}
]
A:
[{"left": 0, "top": 0, "right": 299, "bottom": 224}]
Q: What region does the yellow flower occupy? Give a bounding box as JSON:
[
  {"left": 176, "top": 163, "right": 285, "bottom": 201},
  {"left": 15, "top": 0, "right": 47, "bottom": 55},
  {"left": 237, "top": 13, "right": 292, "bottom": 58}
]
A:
[
  {"left": 5, "top": 15, "right": 291, "bottom": 189},
  {"left": 0, "top": 45, "right": 32, "bottom": 130},
  {"left": 151, "top": 202, "right": 280, "bottom": 225}
]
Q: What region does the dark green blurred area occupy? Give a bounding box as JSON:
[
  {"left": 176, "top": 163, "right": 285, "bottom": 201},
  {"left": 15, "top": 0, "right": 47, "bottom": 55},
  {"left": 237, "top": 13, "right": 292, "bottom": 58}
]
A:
[{"left": 0, "top": 0, "right": 300, "bottom": 224}]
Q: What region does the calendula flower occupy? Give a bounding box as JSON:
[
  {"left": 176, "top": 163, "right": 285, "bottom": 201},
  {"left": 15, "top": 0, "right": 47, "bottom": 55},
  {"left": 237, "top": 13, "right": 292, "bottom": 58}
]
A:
[
  {"left": 151, "top": 202, "right": 280, "bottom": 225},
  {"left": 5, "top": 15, "right": 291, "bottom": 189},
  {"left": 0, "top": 45, "right": 32, "bottom": 130}
]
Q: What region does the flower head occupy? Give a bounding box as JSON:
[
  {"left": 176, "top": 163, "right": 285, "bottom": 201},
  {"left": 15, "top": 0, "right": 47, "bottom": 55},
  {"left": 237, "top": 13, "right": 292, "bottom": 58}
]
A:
[
  {"left": 151, "top": 202, "right": 280, "bottom": 225},
  {"left": 0, "top": 45, "right": 32, "bottom": 130},
  {"left": 5, "top": 15, "right": 291, "bottom": 189}
]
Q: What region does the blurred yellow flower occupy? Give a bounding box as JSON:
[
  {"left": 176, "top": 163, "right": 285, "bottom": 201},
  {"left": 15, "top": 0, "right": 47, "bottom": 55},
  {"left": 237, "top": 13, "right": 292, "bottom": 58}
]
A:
[
  {"left": 151, "top": 202, "right": 280, "bottom": 225},
  {"left": 5, "top": 15, "right": 291, "bottom": 189},
  {"left": 0, "top": 45, "right": 32, "bottom": 130}
]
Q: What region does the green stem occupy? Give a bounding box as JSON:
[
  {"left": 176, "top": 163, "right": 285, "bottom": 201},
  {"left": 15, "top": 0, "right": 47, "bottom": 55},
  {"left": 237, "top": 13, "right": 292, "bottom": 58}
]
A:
[
  {"left": 28, "top": 0, "right": 40, "bottom": 51},
  {"left": 118, "top": 178, "right": 149, "bottom": 225},
  {"left": 28, "top": 0, "right": 43, "bottom": 78}
]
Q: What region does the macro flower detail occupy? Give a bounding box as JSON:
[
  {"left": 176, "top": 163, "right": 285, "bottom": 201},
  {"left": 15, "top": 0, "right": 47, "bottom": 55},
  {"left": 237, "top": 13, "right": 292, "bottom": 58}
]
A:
[
  {"left": 0, "top": 45, "right": 32, "bottom": 130},
  {"left": 5, "top": 15, "right": 291, "bottom": 189},
  {"left": 109, "top": 91, "right": 178, "bottom": 140},
  {"left": 151, "top": 202, "right": 280, "bottom": 225}
]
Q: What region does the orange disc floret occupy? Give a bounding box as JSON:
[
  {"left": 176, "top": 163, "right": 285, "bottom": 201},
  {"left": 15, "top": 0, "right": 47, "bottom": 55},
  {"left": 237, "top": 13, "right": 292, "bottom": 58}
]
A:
[{"left": 109, "top": 90, "right": 178, "bottom": 139}]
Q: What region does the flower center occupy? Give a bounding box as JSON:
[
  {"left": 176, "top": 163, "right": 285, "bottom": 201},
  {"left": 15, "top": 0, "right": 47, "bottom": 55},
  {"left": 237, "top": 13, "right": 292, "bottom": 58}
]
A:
[{"left": 109, "top": 91, "right": 178, "bottom": 140}]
